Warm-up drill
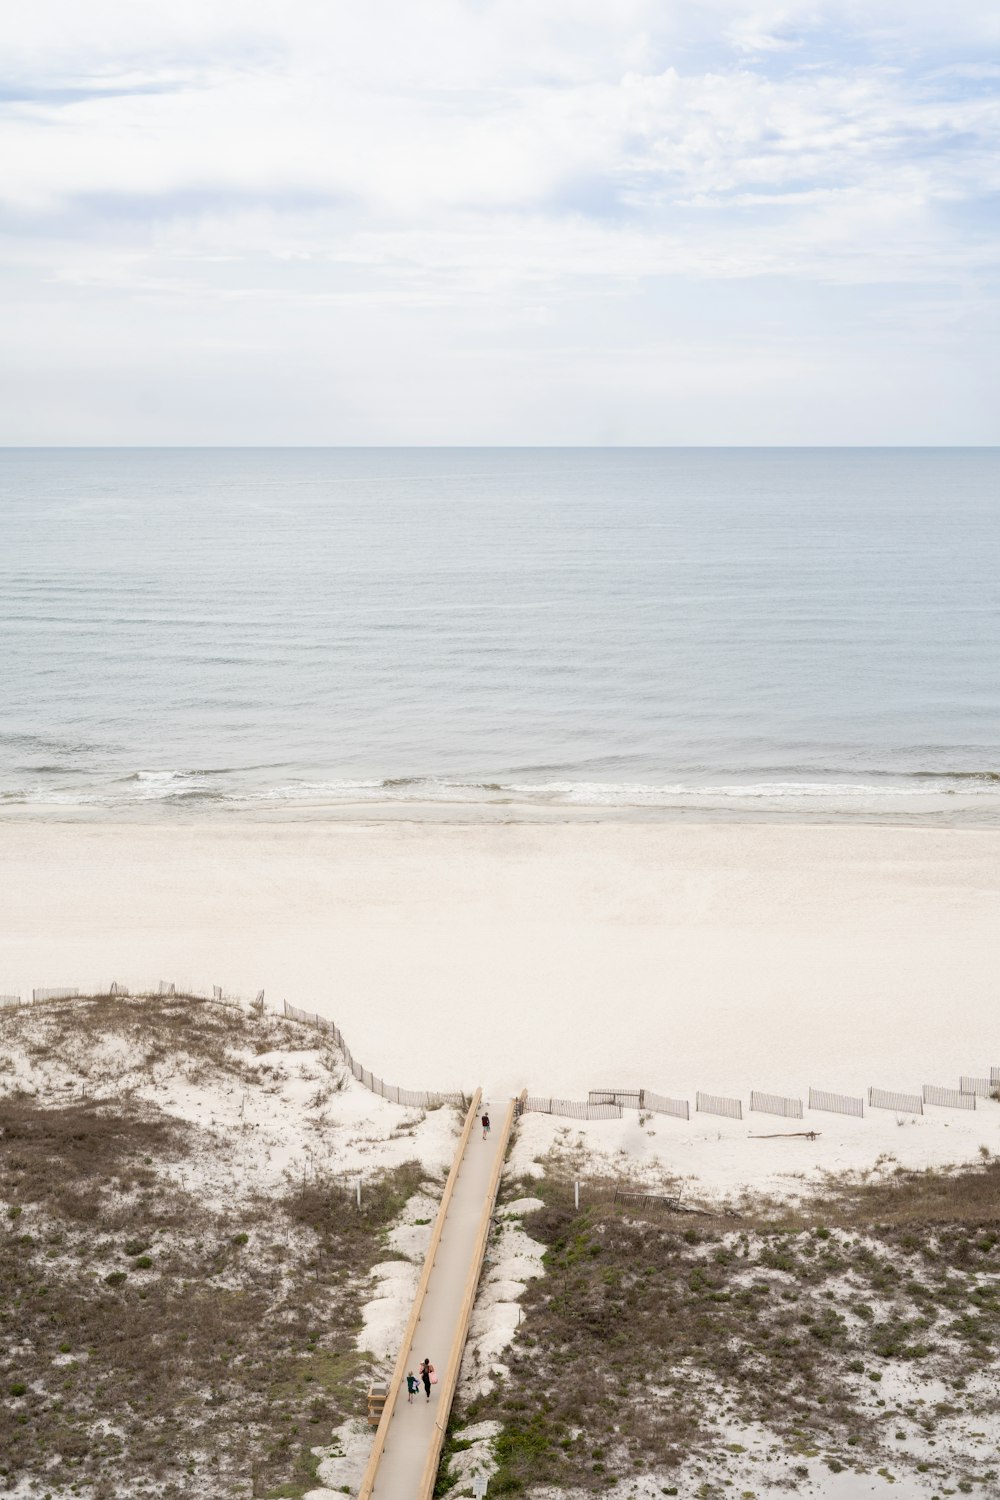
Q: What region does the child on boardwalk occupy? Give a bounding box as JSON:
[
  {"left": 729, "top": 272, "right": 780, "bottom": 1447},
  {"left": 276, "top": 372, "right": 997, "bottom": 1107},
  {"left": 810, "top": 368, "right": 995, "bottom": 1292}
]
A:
[
  {"left": 481, "top": 1110, "right": 491, "bottom": 1139},
  {"left": 406, "top": 1371, "right": 419, "bottom": 1404}
]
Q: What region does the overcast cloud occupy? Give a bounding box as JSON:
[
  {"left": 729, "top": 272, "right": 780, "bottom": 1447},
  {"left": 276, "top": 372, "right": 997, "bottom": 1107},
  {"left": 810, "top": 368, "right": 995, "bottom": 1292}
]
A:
[{"left": 1, "top": 1, "right": 998, "bottom": 443}]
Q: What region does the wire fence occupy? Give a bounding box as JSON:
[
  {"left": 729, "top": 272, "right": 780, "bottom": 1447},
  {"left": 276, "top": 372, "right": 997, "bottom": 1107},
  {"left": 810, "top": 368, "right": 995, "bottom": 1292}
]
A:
[
  {"left": 696, "top": 1091, "right": 743, "bottom": 1121},
  {"left": 923, "top": 1084, "right": 975, "bottom": 1111},
  {"left": 869, "top": 1087, "right": 923, "bottom": 1115},
  {"left": 809, "top": 1087, "right": 864, "bottom": 1118},
  {"left": 750, "top": 1090, "right": 803, "bottom": 1119}
]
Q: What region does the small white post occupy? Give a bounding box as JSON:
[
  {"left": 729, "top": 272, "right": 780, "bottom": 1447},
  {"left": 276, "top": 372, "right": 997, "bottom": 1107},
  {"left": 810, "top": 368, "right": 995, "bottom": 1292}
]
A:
[
  {"left": 356, "top": 1179, "right": 362, "bottom": 1210},
  {"left": 574, "top": 1180, "right": 580, "bottom": 1211}
]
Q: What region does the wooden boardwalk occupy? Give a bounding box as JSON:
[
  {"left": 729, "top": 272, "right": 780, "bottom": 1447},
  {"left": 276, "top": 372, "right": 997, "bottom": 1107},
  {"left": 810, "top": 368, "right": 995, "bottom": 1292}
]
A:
[{"left": 358, "top": 1091, "right": 514, "bottom": 1500}]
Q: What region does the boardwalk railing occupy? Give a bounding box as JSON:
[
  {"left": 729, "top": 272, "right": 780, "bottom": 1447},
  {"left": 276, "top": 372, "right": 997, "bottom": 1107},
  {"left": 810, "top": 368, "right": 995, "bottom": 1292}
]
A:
[
  {"left": 750, "top": 1090, "right": 803, "bottom": 1119},
  {"left": 357, "top": 1091, "right": 483, "bottom": 1500},
  {"left": 696, "top": 1091, "right": 742, "bottom": 1120},
  {"left": 418, "top": 1096, "right": 516, "bottom": 1500},
  {"left": 282, "top": 1000, "right": 466, "bottom": 1109},
  {"left": 869, "top": 1087, "right": 923, "bottom": 1115},
  {"left": 809, "top": 1087, "right": 864, "bottom": 1118},
  {"left": 924, "top": 1084, "right": 975, "bottom": 1111}
]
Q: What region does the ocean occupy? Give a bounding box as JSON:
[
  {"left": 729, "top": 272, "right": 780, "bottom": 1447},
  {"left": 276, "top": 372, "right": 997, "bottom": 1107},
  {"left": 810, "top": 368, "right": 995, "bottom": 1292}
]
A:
[{"left": 2, "top": 446, "right": 999, "bottom": 821}]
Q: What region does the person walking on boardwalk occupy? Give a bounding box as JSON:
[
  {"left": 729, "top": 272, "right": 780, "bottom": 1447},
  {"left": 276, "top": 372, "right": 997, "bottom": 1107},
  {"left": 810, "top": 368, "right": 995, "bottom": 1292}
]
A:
[
  {"left": 481, "top": 1109, "right": 491, "bottom": 1139},
  {"left": 419, "top": 1357, "right": 435, "bottom": 1401},
  {"left": 406, "top": 1371, "right": 419, "bottom": 1404}
]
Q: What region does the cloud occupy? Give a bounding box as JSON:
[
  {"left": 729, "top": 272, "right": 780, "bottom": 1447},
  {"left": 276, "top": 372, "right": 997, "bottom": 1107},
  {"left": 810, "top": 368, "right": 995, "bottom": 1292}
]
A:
[{"left": 0, "top": 1, "right": 998, "bottom": 441}]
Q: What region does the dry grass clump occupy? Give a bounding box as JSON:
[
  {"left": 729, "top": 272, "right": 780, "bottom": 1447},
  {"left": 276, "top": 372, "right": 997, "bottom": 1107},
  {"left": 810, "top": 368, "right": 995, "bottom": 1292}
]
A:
[
  {"left": 1, "top": 1094, "right": 185, "bottom": 1223},
  {"left": 804, "top": 1155, "right": 1000, "bottom": 1229},
  {"left": 458, "top": 1161, "right": 1000, "bottom": 1495}
]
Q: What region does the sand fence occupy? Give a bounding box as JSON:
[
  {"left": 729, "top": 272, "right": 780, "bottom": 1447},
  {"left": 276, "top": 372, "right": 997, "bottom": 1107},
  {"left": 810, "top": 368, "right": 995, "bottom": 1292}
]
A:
[
  {"left": 923, "top": 1084, "right": 976, "bottom": 1111},
  {"left": 869, "top": 1087, "right": 924, "bottom": 1115},
  {"left": 696, "top": 1091, "right": 744, "bottom": 1121},
  {"left": 750, "top": 1090, "right": 803, "bottom": 1120},
  {"left": 282, "top": 999, "right": 468, "bottom": 1110},
  {"left": 521, "top": 1070, "right": 998, "bottom": 1126},
  {"left": 527, "top": 1096, "right": 624, "bottom": 1120},
  {"left": 5, "top": 981, "right": 999, "bottom": 1128},
  {"left": 809, "top": 1087, "right": 864, "bottom": 1118}
]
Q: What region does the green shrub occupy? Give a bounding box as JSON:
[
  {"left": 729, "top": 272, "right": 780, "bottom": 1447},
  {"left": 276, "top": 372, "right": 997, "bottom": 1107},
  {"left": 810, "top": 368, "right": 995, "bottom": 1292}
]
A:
[{"left": 104, "top": 1271, "right": 127, "bottom": 1287}]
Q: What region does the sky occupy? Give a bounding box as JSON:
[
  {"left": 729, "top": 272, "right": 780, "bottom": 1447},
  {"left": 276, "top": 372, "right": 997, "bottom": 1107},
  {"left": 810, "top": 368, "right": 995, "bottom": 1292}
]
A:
[{"left": 1, "top": 1, "right": 998, "bottom": 445}]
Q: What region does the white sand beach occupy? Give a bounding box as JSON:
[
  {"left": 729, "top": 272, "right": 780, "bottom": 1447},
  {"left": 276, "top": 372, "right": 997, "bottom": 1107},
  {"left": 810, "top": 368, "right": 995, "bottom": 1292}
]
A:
[{"left": 2, "top": 816, "right": 998, "bottom": 1196}]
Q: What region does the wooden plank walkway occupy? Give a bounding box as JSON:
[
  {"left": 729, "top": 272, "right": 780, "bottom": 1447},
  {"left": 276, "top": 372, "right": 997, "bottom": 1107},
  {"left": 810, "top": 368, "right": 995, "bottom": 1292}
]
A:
[{"left": 358, "top": 1092, "right": 514, "bottom": 1500}]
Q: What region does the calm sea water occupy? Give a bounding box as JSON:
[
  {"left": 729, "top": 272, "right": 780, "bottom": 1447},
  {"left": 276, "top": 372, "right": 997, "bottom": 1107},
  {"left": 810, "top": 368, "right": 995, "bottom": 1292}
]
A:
[{"left": 2, "top": 447, "right": 999, "bottom": 820}]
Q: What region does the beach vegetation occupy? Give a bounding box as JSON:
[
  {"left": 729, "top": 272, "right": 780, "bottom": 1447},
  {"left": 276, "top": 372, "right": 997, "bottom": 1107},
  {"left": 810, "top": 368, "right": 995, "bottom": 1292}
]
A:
[
  {"left": 459, "top": 1158, "right": 1000, "bottom": 1494},
  {"left": 0, "top": 993, "right": 433, "bottom": 1500}
]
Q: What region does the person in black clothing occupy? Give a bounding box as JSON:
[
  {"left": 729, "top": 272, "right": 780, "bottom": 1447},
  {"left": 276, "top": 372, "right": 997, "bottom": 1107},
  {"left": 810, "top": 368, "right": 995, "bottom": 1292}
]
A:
[
  {"left": 481, "top": 1110, "right": 491, "bottom": 1139},
  {"left": 420, "top": 1357, "right": 434, "bottom": 1400}
]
